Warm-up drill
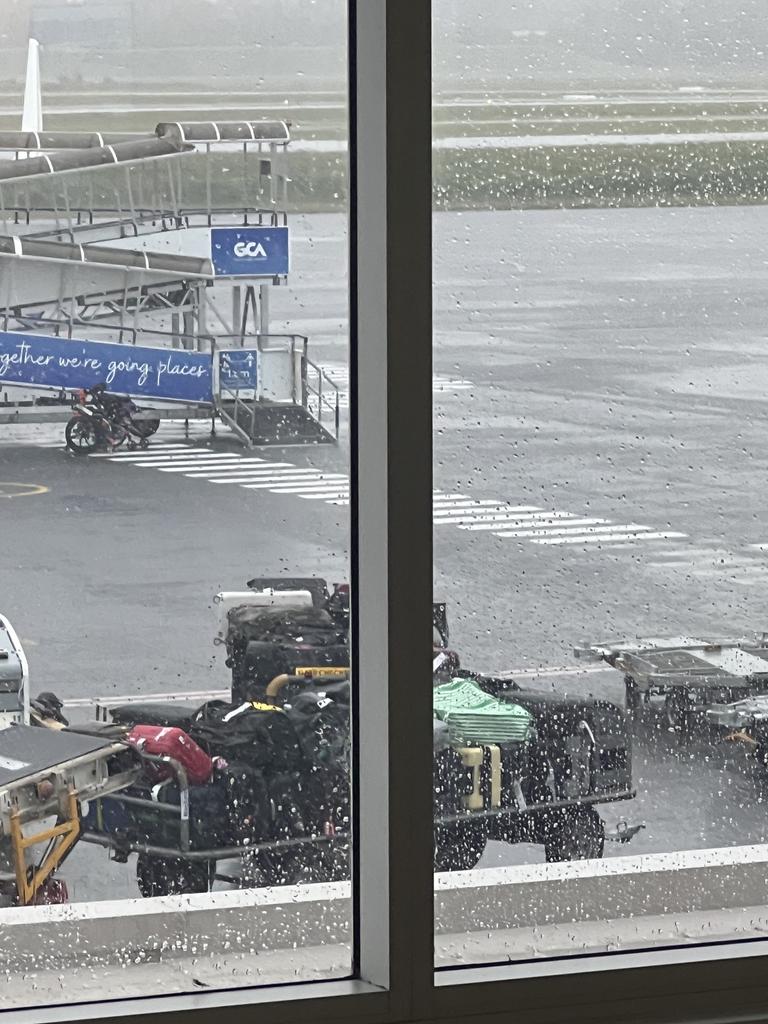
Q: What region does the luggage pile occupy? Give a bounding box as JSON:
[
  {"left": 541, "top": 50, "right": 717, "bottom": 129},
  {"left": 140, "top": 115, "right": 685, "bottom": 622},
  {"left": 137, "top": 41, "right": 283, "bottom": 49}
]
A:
[
  {"left": 85, "top": 680, "right": 352, "bottom": 892},
  {"left": 226, "top": 605, "right": 350, "bottom": 702}
]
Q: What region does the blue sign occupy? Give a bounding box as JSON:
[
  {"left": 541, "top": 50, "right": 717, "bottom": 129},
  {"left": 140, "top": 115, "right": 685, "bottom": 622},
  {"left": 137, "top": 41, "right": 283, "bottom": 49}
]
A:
[
  {"left": 210, "top": 226, "right": 289, "bottom": 278},
  {"left": 219, "top": 349, "right": 258, "bottom": 390},
  {"left": 0, "top": 331, "right": 213, "bottom": 404}
]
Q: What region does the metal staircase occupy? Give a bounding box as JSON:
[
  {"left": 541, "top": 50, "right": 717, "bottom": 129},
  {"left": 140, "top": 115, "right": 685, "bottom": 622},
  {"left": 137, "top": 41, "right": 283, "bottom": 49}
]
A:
[
  {"left": 0, "top": 119, "right": 341, "bottom": 446},
  {"left": 213, "top": 338, "right": 339, "bottom": 447}
]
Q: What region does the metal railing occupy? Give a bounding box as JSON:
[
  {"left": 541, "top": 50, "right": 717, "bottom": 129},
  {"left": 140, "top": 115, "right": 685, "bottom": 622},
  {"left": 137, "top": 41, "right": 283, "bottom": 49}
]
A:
[
  {"left": 303, "top": 356, "right": 341, "bottom": 441},
  {"left": 13, "top": 205, "right": 288, "bottom": 244}
]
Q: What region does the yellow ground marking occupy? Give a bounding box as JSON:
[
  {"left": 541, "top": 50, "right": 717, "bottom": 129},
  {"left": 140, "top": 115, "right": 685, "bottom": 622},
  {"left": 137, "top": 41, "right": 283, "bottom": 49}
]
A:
[{"left": 0, "top": 482, "right": 49, "bottom": 498}]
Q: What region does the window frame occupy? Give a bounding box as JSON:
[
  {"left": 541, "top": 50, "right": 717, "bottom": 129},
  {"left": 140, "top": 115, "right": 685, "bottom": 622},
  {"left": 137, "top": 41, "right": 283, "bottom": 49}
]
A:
[{"left": 9, "top": 4, "right": 768, "bottom": 1024}]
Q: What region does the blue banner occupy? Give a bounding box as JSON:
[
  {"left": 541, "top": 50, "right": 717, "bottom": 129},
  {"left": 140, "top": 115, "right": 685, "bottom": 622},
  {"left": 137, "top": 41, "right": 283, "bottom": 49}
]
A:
[
  {"left": 210, "top": 226, "right": 290, "bottom": 277},
  {"left": 219, "top": 349, "right": 258, "bottom": 390},
  {"left": 0, "top": 331, "right": 213, "bottom": 404}
]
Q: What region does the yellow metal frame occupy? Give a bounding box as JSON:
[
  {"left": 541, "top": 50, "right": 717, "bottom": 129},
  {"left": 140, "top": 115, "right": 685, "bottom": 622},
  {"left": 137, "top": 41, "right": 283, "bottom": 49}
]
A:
[{"left": 10, "top": 789, "right": 80, "bottom": 906}]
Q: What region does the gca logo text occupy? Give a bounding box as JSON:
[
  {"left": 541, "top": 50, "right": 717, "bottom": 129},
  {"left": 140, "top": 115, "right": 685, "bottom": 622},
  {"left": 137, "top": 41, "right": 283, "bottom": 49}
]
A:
[{"left": 233, "top": 241, "right": 268, "bottom": 259}]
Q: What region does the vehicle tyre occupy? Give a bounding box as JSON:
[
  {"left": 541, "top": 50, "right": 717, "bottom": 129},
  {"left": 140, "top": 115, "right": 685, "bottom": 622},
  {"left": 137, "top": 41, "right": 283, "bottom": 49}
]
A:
[
  {"left": 433, "top": 821, "right": 486, "bottom": 871},
  {"left": 256, "top": 848, "right": 307, "bottom": 886},
  {"left": 665, "top": 688, "right": 694, "bottom": 734},
  {"left": 65, "top": 417, "right": 100, "bottom": 454},
  {"left": 136, "top": 854, "right": 210, "bottom": 897},
  {"left": 544, "top": 805, "right": 605, "bottom": 862},
  {"left": 134, "top": 418, "right": 160, "bottom": 439},
  {"left": 624, "top": 675, "right": 641, "bottom": 716}
]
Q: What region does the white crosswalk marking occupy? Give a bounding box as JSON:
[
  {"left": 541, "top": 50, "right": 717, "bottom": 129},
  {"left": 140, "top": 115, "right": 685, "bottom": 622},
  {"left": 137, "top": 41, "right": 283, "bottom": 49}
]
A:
[
  {"left": 466, "top": 516, "right": 610, "bottom": 533},
  {"left": 434, "top": 492, "right": 687, "bottom": 550},
  {"left": 189, "top": 464, "right": 320, "bottom": 476},
  {"left": 13, "top": 429, "right": 686, "bottom": 551},
  {"left": 320, "top": 363, "right": 474, "bottom": 408},
  {"left": 436, "top": 511, "right": 600, "bottom": 528},
  {"left": 433, "top": 504, "right": 541, "bottom": 518},
  {"left": 89, "top": 446, "right": 213, "bottom": 459},
  {"left": 532, "top": 529, "right": 686, "bottom": 545},
  {"left": 267, "top": 482, "right": 349, "bottom": 493}
]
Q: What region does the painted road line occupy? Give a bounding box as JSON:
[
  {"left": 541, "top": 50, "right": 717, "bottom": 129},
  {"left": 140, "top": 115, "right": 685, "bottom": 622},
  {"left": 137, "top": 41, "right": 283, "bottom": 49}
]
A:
[
  {"left": 531, "top": 529, "right": 687, "bottom": 545},
  {"left": 0, "top": 482, "right": 49, "bottom": 498},
  {"left": 151, "top": 460, "right": 259, "bottom": 472},
  {"left": 277, "top": 484, "right": 351, "bottom": 495},
  {"left": 188, "top": 464, "right": 320, "bottom": 477},
  {"left": 223, "top": 473, "right": 340, "bottom": 485},
  {"left": 65, "top": 688, "right": 230, "bottom": 709},
  {"left": 239, "top": 479, "right": 346, "bottom": 490},
  {"left": 433, "top": 504, "right": 542, "bottom": 517},
  {"left": 294, "top": 491, "right": 351, "bottom": 500},
  {"left": 65, "top": 665, "right": 615, "bottom": 705},
  {"left": 265, "top": 481, "right": 350, "bottom": 493},
  {"left": 492, "top": 523, "right": 653, "bottom": 540},
  {"left": 434, "top": 514, "right": 562, "bottom": 527},
  {"left": 432, "top": 504, "right": 552, "bottom": 516},
  {"left": 88, "top": 445, "right": 205, "bottom": 458},
  {"left": 502, "top": 665, "right": 614, "bottom": 679},
  {"left": 465, "top": 516, "right": 610, "bottom": 533},
  {"left": 432, "top": 497, "right": 522, "bottom": 506},
  {"left": 113, "top": 456, "right": 241, "bottom": 467},
  {"left": 461, "top": 516, "right": 610, "bottom": 532},
  {"left": 204, "top": 472, "right": 321, "bottom": 483},
  {"left": 127, "top": 454, "right": 243, "bottom": 465},
  {"left": 435, "top": 510, "right": 587, "bottom": 525},
  {"left": 202, "top": 467, "right": 330, "bottom": 479}
]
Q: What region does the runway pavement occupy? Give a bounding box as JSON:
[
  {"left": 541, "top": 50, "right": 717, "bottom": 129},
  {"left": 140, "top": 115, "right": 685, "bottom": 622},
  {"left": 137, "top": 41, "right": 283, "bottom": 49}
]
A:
[{"left": 3, "top": 204, "right": 768, "bottom": 897}]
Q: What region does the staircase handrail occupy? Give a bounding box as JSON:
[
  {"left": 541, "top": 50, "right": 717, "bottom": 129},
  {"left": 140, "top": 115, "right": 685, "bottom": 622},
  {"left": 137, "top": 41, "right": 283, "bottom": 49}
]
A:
[{"left": 303, "top": 356, "right": 340, "bottom": 441}]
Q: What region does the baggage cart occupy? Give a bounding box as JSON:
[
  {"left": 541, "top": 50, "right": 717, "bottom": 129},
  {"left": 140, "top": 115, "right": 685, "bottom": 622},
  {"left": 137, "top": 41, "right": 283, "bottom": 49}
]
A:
[{"left": 576, "top": 633, "right": 768, "bottom": 731}]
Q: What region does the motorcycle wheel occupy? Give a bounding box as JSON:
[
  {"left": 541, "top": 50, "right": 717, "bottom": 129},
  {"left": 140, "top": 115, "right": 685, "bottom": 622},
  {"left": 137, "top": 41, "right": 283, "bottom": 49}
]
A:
[{"left": 64, "top": 417, "right": 100, "bottom": 455}]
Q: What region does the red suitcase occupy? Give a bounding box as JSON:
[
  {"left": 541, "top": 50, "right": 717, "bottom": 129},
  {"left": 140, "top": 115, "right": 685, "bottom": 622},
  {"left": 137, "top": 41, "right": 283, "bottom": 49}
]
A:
[{"left": 126, "top": 725, "right": 213, "bottom": 785}]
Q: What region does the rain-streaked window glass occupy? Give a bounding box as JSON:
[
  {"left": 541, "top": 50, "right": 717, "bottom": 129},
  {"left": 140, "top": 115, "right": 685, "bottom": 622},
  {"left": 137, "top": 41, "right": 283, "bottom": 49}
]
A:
[
  {"left": 0, "top": 0, "right": 351, "bottom": 1007},
  {"left": 432, "top": 0, "right": 768, "bottom": 967}
]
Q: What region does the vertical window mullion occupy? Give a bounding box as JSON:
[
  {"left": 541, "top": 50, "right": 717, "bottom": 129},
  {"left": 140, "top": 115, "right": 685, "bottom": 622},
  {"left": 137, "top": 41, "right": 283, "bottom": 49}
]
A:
[{"left": 349, "top": 0, "right": 435, "bottom": 1015}]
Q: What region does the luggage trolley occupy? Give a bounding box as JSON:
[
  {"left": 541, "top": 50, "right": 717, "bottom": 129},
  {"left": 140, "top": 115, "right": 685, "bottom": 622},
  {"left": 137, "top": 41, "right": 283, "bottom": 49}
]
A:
[
  {"left": 80, "top": 747, "right": 351, "bottom": 897},
  {"left": 576, "top": 633, "right": 768, "bottom": 733}
]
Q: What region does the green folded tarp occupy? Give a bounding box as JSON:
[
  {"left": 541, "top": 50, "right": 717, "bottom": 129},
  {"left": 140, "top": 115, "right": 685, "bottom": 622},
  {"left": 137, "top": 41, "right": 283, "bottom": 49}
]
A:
[{"left": 433, "top": 677, "right": 534, "bottom": 746}]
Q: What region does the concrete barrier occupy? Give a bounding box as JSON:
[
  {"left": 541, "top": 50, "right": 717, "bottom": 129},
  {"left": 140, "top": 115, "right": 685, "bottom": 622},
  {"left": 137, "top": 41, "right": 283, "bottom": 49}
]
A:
[
  {"left": 3, "top": 844, "right": 768, "bottom": 971},
  {"left": 0, "top": 881, "right": 351, "bottom": 971},
  {"left": 434, "top": 843, "right": 768, "bottom": 932}
]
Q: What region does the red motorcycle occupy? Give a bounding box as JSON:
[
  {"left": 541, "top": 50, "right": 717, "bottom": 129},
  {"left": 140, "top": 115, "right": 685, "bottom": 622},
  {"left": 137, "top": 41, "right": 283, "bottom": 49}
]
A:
[{"left": 64, "top": 384, "right": 159, "bottom": 455}]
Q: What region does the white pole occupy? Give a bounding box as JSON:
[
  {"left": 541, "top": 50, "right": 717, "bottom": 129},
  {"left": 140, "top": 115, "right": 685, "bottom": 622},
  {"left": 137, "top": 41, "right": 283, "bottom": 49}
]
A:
[{"left": 21, "top": 39, "right": 43, "bottom": 134}]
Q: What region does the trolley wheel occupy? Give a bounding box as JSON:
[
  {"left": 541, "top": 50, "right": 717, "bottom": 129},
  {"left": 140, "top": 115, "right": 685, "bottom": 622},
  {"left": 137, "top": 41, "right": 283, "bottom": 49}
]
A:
[
  {"left": 544, "top": 805, "right": 605, "bottom": 862},
  {"left": 624, "top": 675, "right": 641, "bottom": 717},
  {"left": 136, "top": 854, "right": 210, "bottom": 897},
  {"left": 433, "top": 821, "right": 487, "bottom": 871},
  {"left": 665, "top": 688, "right": 695, "bottom": 736}
]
